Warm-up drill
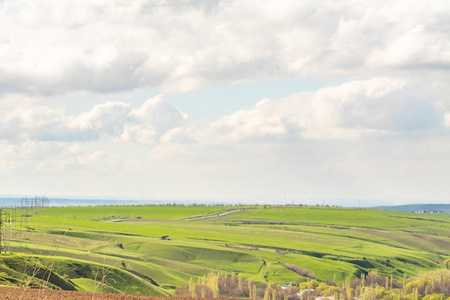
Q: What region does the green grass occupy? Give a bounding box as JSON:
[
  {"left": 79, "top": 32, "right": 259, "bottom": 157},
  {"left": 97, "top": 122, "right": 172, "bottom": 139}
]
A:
[
  {"left": 2, "top": 205, "right": 449, "bottom": 296},
  {"left": 0, "top": 254, "right": 168, "bottom": 296},
  {"left": 233, "top": 207, "right": 450, "bottom": 228},
  {"left": 35, "top": 206, "right": 229, "bottom": 221},
  {"left": 71, "top": 278, "right": 115, "bottom": 293}
]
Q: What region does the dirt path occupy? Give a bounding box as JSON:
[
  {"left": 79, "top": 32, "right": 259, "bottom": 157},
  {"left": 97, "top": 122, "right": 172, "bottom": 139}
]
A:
[
  {"left": 106, "top": 218, "right": 128, "bottom": 222},
  {"left": 185, "top": 209, "right": 243, "bottom": 221}
]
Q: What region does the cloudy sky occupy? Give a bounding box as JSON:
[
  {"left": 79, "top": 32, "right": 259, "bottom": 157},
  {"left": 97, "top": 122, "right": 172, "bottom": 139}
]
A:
[{"left": 1, "top": 0, "right": 449, "bottom": 205}]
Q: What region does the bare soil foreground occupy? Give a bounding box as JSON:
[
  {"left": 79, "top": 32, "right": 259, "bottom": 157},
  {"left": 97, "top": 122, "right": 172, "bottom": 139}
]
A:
[{"left": 0, "top": 286, "right": 202, "bottom": 300}]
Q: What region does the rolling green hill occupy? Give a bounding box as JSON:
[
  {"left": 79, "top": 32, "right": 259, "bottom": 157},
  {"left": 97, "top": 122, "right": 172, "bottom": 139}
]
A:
[{"left": 2, "top": 205, "right": 449, "bottom": 295}]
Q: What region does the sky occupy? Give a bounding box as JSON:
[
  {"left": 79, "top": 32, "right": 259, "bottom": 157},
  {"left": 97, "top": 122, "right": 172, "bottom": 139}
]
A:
[{"left": 0, "top": 0, "right": 450, "bottom": 206}]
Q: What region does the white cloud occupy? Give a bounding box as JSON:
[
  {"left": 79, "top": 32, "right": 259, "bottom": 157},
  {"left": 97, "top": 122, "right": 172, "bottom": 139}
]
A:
[
  {"left": 0, "top": 105, "right": 70, "bottom": 141},
  {"left": 160, "top": 127, "right": 194, "bottom": 144},
  {"left": 67, "top": 151, "right": 122, "bottom": 170},
  {"left": 0, "top": 79, "right": 449, "bottom": 202},
  {"left": 121, "top": 95, "right": 188, "bottom": 144},
  {"left": 0, "top": 95, "right": 187, "bottom": 144},
  {"left": 198, "top": 78, "right": 446, "bottom": 143},
  {"left": 128, "top": 95, "right": 188, "bottom": 137},
  {"left": 70, "top": 101, "right": 131, "bottom": 139},
  {"left": 198, "top": 108, "right": 288, "bottom": 143},
  {"left": 0, "top": 0, "right": 449, "bottom": 95},
  {"left": 444, "top": 113, "right": 450, "bottom": 127}
]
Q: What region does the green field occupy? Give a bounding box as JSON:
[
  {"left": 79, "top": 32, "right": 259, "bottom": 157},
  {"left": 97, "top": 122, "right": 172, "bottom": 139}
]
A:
[{"left": 1, "top": 205, "right": 449, "bottom": 295}]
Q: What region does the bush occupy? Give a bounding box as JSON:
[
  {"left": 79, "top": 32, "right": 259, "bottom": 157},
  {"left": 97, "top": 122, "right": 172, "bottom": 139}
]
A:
[{"left": 423, "top": 294, "right": 447, "bottom": 300}]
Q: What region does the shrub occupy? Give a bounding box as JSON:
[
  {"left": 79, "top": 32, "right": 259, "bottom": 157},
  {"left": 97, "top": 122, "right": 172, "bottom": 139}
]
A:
[{"left": 423, "top": 294, "right": 447, "bottom": 300}]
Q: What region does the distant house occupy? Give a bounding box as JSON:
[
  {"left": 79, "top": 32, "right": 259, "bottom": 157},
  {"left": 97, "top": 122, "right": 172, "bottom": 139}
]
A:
[
  {"left": 297, "top": 289, "right": 315, "bottom": 296},
  {"left": 161, "top": 235, "right": 170, "bottom": 240}
]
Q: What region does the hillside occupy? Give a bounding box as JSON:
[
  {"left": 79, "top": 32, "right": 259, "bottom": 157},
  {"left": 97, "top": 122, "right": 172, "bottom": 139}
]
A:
[{"left": 1, "top": 205, "right": 449, "bottom": 296}]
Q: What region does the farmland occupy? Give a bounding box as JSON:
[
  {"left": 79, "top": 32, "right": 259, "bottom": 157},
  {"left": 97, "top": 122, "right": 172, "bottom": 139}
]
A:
[{"left": 1, "top": 205, "right": 449, "bottom": 296}]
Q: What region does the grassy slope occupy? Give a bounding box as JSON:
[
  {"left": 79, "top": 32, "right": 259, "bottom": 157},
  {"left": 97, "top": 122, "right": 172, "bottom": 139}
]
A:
[
  {"left": 38, "top": 206, "right": 230, "bottom": 221},
  {"left": 2, "top": 206, "right": 449, "bottom": 295},
  {"left": 0, "top": 254, "right": 167, "bottom": 296}
]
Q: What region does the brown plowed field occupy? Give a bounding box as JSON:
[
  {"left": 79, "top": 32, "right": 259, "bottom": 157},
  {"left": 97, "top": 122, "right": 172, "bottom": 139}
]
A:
[{"left": 0, "top": 286, "right": 195, "bottom": 300}]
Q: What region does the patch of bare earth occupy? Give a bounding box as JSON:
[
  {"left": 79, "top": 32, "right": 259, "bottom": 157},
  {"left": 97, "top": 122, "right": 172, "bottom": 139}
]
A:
[
  {"left": 0, "top": 286, "right": 196, "bottom": 300},
  {"left": 413, "top": 234, "right": 450, "bottom": 250},
  {"left": 126, "top": 219, "right": 172, "bottom": 222}
]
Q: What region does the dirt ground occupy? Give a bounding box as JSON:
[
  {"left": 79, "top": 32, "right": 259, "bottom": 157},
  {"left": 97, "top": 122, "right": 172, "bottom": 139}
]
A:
[{"left": 0, "top": 286, "right": 191, "bottom": 300}]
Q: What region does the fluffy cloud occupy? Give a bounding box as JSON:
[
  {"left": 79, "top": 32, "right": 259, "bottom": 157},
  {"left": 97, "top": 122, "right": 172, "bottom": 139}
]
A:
[
  {"left": 198, "top": 78, "right": 447, "bottom": 143},
  {"left": 0, "top": 95, "right": 187, "bottom": 144},
  {"left": 0, "top": 0, "right": 449, "bottom": 95},
  {"left": 445, "top": 113, "right": 450, "bottom": 127},
  {"left": 2, "top": 78, "right": 446, "bottom": 147},
  {"left": 70, "top": 102, "right": 131, "bottom": 139},
  {"left": 122, "top": 95, "right": 188, "bottom": 144},
  {"left": 0, "top": 80, "right": 449, "bottom": 202}
]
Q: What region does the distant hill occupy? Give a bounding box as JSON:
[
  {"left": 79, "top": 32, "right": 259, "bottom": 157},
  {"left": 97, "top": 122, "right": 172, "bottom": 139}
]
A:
[{"left": 375, "top": 204, "right": 450, "bottom": 212}]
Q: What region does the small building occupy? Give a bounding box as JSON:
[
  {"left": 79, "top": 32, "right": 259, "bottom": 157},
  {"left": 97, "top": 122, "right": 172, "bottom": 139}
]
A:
[
  {"left": 297, "top": 289, "right": 315, "bottom": 296},
  {"left": 161, "top": 235, "right": 170, "bottom": 240}
]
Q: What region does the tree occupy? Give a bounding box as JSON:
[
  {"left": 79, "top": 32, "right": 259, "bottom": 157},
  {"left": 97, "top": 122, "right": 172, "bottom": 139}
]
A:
[{"left": 444, "top": 259, "right": 450, "bottom": 269}]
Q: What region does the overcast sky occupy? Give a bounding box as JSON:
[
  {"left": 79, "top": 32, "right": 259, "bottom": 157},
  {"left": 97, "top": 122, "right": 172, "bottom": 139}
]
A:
[{"left": 1, "top": 0, "right": 449, "bottom": 205}]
